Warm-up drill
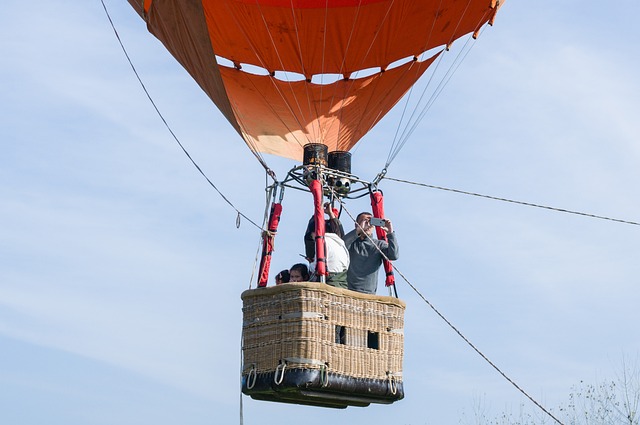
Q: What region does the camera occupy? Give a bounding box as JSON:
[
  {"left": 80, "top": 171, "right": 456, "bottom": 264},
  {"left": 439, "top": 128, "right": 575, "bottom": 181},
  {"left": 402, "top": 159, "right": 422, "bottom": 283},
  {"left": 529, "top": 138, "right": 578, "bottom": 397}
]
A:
[{"left": 370, "top": 217, "right": 386, "bottom": 227}]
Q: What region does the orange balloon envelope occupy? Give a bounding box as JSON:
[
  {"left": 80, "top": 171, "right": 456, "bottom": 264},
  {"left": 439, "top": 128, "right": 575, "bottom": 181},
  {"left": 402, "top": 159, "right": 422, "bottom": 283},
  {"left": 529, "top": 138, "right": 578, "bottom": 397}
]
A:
[{"left": 128, "top": 0, "right": 505, "bottom": 160}]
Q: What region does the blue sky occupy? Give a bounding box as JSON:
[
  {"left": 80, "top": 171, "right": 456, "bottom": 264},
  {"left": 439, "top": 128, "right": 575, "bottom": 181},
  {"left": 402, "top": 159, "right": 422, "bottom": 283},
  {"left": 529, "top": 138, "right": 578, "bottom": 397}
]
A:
[{"left": 2, "top": 1, "right": 640, "bottom": 424}]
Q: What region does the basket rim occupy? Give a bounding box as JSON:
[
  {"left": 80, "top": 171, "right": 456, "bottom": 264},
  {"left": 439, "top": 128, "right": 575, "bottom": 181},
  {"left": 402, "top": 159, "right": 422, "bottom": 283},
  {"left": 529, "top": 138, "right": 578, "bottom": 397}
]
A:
[{"left": 241, "top": 281, "right": 406, "bottom": 308}]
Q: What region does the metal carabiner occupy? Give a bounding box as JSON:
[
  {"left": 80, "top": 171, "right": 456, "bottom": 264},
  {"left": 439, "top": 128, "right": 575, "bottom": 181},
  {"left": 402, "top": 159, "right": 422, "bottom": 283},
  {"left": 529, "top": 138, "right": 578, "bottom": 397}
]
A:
[
  {"left": 246, "top": 364, "right": 257, "bottom": 390},
  {"left": 371, "top": 167, "right": 388, "bottom": 190},
  {"left": 320, "top": 363, "right": 329, "bottom": 388},
  {"left": 387, "top": 373, "right": 398, "bottom": 395},
  {"left": 274, "top": 361, "right": 287, "bottom": 385}
]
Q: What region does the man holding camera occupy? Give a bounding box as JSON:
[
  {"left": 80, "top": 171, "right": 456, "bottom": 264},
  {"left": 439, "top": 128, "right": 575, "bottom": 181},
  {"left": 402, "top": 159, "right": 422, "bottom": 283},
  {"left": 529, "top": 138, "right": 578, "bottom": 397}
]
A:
[{"left": 343, "top": 212, "right": 399, "bottom": 294}]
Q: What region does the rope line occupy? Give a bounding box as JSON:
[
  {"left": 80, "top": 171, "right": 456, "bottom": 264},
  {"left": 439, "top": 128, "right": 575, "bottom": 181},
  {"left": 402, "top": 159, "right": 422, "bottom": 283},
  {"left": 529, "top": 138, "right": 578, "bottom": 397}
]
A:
[
  {"left": 386, "top": 12, "right": 490, "bottom": 168},
  {"left": 386, "top": 0, "right": 445, "bottom": 155},
  {"left": 333, "top": 194, "right": 564, "bottom": 425},
  {"left": 385, "top": 176, "right": 640, "bottom": 226},
  {"left": 239, "top": 320, "right": 245, "bottom": 425},
  {"left": 394, "top": 264, "right": 564, "bottom": 425},
  {"left": 100, "top": 0, "right": 262, "bottom": 231}
]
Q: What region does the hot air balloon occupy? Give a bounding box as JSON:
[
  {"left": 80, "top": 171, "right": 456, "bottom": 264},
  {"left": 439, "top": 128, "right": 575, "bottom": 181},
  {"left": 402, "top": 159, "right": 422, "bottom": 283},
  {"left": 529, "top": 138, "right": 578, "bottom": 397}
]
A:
[{"left": 127, "top": 0, "right": 505, "bottom": 408}]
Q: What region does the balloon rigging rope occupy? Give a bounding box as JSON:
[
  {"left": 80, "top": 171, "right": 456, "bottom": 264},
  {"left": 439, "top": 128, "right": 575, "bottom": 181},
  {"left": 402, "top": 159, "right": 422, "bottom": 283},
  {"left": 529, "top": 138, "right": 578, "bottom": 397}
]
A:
[
  {"left": 383, "top": 0, "right": 443, "bottom": 163},
  {"left": 387, "top": 33, "right": 475, "bottom": 166},
  {"left": 385, "top": 48, "right": 452, "bottom": 166},
  {"left": 100, "top": 0, "right": 263, "bottom": 232},
  {"left": 332, "top": 194, "right": 565, "bottom": 425},
  {"left": 387, "top": 0, "right": 480, "bottom": 166},
  {"left": 384, "top": 59, "right": 432, "bottom": 163},
  {"left": 385, "top": 5, "right": 491, "bottom": 169},
  {"left": 398, "top": 25, "right": 483, "bottom": 154},
  {"left": 366, "top": 44, "right": 448, "bottom": 161},
  {"left": 383, "top": 176, "right": 640, "bottom": 226}
]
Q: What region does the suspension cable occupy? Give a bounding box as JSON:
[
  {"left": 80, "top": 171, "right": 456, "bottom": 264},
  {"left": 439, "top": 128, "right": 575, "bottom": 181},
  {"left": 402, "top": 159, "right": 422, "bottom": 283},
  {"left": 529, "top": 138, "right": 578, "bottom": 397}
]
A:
[
  {"left": 385, "top": 6, "right": 492, "bottom": 169},
  {"left": 389, "top": 26, "right": 483, "bottom": 166},
  {"left": 100, "top": 0, "right": 263, "bottom": 231},
  {"left": 333, "top": 194, "right": 564, "bottom": 425},
  {"left": 384, "top": 176, "right": 640, "bottom": 227}
]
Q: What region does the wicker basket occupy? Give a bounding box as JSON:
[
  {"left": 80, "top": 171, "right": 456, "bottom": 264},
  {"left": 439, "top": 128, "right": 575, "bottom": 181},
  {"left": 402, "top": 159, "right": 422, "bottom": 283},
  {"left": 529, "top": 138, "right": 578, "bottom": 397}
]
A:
[{"left": 241, "top": 282, "right": 405, "bottom": 408}]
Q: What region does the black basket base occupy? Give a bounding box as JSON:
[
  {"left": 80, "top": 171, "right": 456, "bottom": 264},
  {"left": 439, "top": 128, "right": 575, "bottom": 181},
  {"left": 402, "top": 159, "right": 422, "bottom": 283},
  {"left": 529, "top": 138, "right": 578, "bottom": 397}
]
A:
[{"left": 242, "top": 368, "right": 404, "bottom": 409}]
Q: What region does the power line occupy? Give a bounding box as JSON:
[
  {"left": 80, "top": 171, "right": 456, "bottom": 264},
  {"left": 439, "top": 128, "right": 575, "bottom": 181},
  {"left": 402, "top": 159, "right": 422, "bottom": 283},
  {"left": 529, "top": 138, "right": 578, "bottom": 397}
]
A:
[
  {"left": 99, "top": 0, "right": 262, "bottom": 231},
  {"left": 384, "top": 176, "right": 640, "bottom": 226}
]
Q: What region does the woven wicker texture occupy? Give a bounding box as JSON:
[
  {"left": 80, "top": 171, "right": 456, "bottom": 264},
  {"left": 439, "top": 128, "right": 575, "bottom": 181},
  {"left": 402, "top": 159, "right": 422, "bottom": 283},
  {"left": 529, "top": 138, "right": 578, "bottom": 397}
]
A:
[{"left": 242, "top": 282, "right": 405, "bottom": 381}]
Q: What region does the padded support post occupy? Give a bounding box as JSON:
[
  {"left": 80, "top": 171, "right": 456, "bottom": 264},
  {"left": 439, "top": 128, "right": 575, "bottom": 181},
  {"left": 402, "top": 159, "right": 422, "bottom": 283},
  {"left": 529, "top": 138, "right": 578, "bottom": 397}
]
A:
[
  {"left": 370, "top": 191, "right": 395, "bottom": 287},
  {"left": 258, "top": 202, "right": 283, "bottom": 287},
  {"left": 310, "top": 180, "right": 327, "bottom": 280}
]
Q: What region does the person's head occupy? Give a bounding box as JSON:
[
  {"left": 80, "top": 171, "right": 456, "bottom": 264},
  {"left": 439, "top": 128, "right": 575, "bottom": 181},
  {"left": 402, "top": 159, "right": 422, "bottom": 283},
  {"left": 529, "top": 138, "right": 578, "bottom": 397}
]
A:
[
  {"left": 326, "top": 218, "right": 344, "bottom": 238},
  {"left": 356, "top": 212, "right": 373, "bottom": 237},
  {"left": 304, "top": 217, "right": 317, "bottom": 261},
  {"left": 275, "top": 269, "right": 290, "bottom": 285},
  {"left": 305, "top": 217, "right": 316, "bottom": 238},
  {"left": 305, "top": 216, "right": 334, "bottom": 236},
  {"left": 289, "top": 263, "right": 310, "bottom": 282}
]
